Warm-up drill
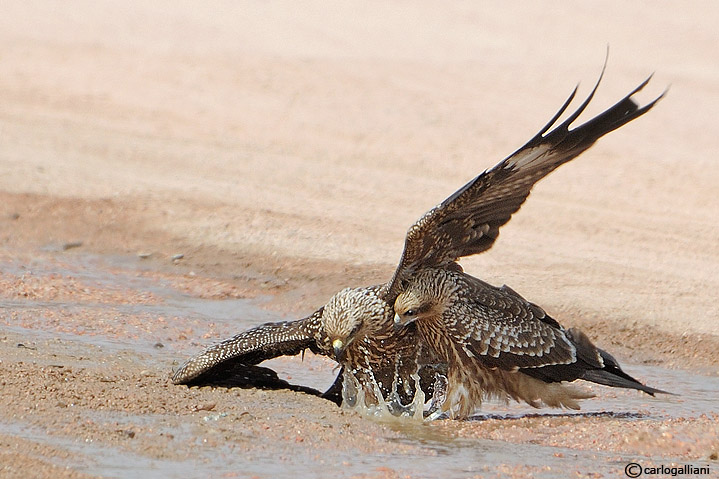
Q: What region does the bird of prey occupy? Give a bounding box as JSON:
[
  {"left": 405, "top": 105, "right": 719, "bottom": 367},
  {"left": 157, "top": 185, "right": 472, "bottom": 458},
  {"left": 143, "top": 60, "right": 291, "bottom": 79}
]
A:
[
  {"left": 173, "top": 66, "right": 666, "bottom": 419},
  {"left": 393, "top": 270, "right": 668, "bottom": 418},
  {"left": 173, "top": 285, "right": 444, "bottom": 414}
]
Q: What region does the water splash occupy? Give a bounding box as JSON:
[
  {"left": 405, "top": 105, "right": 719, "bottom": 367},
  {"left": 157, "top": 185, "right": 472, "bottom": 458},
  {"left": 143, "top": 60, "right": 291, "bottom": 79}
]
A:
[
  {"left": 340, "top": 367, "right": 451, "bottom": 423},
  {"left": 341, "top": 369, "right": 422, "bottom": 422}
]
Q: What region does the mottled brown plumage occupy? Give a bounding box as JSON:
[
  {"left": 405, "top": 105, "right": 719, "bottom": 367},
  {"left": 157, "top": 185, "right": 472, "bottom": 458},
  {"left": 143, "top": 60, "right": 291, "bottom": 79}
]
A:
[
  {"left": 394, "top": 269, "right": 667, "bottom": 418},
  {"left": 172, "top": 286, "right": 441, "bottom": 411},
  {"left": 385, "top": 69, "right": 662, "bottom": 298},
  {"left": 173, "top": 67, "right": 666, "bottom": 418}
]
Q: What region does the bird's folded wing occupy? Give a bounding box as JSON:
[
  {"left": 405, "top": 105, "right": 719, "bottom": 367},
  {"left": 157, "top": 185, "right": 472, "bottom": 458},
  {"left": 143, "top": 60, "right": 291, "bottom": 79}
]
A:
[
  {"left": 171, "top": 309, "right": 325, "bottom": 385},
  {"left": 386, "top": 68, "right": 663, "bottom": 298},
  {"left": 462, "top": 283, "right": 582, "bottom": 370}
]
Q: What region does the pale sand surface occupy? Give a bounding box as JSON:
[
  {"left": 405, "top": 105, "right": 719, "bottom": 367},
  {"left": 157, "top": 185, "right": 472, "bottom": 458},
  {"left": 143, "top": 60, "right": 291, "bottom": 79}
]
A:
[{"left": 1, "top": 2, "right": 718, "bottom": 477}]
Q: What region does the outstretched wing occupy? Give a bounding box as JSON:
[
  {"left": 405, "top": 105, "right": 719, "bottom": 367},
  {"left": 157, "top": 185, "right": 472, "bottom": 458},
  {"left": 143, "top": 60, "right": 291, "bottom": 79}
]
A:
[
  {"left": 171, "top": 308, "right": 326, "bottom": 385},
  {"left": 385, "top": 69, "right": 664, "bottom": 298}
]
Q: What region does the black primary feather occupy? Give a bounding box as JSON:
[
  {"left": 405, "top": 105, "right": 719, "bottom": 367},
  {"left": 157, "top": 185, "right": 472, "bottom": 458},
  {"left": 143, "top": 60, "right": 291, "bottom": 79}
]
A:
[{"left": 385, "top": 68, "right": 665, "bottom": 299}]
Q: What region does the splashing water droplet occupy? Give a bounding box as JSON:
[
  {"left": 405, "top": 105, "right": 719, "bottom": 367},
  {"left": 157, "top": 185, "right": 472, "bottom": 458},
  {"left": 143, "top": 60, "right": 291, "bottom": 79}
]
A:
[{"left": 340, "top": 366, "right": 448, "bottom": 422}]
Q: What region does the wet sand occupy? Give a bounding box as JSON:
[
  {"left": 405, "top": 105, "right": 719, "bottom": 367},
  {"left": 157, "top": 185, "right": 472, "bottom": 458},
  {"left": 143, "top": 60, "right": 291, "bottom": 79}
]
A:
[
  {"left": 0, "top": 251, "right": 717, "bottom": 478},
  {"left": 1, "top": 2, "right": 718, "bottom": 478}
]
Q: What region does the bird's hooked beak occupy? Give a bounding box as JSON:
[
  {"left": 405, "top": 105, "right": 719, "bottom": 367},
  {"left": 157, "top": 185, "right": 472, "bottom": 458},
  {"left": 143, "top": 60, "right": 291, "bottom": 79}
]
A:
[
  {"left": 394, "top": 312, "right": 414, "bottom": 331},
  {"left": 332, "top": 338, "right": 346, "bottom": 362}
]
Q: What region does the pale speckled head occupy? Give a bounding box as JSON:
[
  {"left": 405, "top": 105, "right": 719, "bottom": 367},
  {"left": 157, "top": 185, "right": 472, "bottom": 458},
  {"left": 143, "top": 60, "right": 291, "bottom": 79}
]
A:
[{"left": 322, "top": 287, "right": 389, "bottom": 361}]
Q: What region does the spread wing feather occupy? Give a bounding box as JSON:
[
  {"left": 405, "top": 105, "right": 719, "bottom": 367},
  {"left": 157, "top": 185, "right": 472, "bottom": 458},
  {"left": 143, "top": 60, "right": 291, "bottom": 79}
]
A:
[
  {"left": 385, "top": 69, "right": 664, "bottom": 298},
  {"left": 171, "top": 308, "right": 326, "bottom": 385}
]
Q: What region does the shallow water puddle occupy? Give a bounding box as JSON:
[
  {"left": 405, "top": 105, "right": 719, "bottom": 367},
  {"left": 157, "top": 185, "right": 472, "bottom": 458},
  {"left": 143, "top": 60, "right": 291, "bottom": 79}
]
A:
[
  {"left": 1, "top": 253, "right": 717, "bottom": 477},
  {"left": 0, "top": 411, "right": 628, "bottom": 479},
  {"left": 467, "top": 362, "right": 718, "bottom": 420},
  {"left": 0, "top": 419, "right": 205, "bottom": 479}
]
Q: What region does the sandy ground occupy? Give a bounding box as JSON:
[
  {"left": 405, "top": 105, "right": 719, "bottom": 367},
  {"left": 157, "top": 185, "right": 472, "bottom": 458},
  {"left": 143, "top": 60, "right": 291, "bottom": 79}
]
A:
[{"left": 1, "top": 1, "right": 718, "bottom": 478}]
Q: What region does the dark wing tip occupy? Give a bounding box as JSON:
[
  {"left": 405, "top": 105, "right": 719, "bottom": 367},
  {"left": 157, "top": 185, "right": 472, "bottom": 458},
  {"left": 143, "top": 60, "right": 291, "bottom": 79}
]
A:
[
  {"left": 517, "top": 56, "right": 607, "bottom": 153},
  {"left": 583, "top": 348, "right": 675, "bottom": 396},
  {"left": 520, "top": 63, "right": 664, "bottom": 159},
  {"left": 171, "top": 316, "right": 321, "bottom": 385},
  {"left": 384, "top": 60, "right": 664, "bottom": 296},
  {"left": 582, "top": 368, "right": 675, "bottom": 396}
]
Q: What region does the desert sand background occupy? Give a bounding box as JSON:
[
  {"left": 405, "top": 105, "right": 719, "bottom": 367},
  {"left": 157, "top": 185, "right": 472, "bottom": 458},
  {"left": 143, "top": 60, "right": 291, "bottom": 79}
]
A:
[{"left": 1, "top": 1, "right": 718, "bottom": 478}]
